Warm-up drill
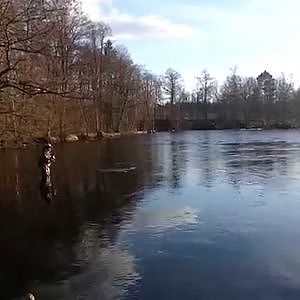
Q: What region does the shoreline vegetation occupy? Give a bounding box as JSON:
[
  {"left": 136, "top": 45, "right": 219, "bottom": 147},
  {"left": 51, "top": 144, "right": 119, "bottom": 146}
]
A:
[
  {"left": 1, "top": 1, "right": 300, "bottom": 149},
  {"left": 0, "top": 131, "right": 148, "bottom": 149},
  {"left": 0, "top": 126, "right": 298, "bottom": 150}
]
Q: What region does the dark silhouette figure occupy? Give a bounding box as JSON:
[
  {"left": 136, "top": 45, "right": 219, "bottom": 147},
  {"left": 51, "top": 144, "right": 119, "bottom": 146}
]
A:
[{"left": 39, "top": 143, "right": 56, "bottom": 203}]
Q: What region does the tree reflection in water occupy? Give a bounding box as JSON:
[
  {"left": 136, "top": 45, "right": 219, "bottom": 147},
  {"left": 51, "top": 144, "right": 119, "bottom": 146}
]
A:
[
  {"left": 1, "top": 132, "right": 300, "bottom": 299},
  {"left": 0, "top": 138, "right": 156, "bottom": 299}
]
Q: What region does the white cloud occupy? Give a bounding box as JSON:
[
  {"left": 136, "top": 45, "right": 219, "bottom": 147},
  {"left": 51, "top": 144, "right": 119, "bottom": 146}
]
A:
[
  {"left": 81, "top": 0, "right": 300, "bottom": 89},
  {"left": 81, "top": 0, "right": 112, "bottom": 21},
  {"left": 81, "top": 0, "right": 199, "bottom": 40},
  {"left": 110, "top": 14, "right": 198, "bottom": 40},
  {"left": 169, "top": 0, "right": 300, "bottom": 89},
  {"left": 168, "top": 2, "right": 300, "bottom": 89}
]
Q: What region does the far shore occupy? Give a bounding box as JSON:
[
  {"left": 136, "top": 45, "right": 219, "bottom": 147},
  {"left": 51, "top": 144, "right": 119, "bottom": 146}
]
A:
[{"left": 1, "top": 127, "right": 300, "bottom": 150}]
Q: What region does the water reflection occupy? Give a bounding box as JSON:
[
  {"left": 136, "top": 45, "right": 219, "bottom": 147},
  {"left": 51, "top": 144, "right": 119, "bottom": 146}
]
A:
[
  {"left": 2, "top": 131, "right": 300, "bottom": 299},
  {"left": 0, "top": 139, "right": 156, "bottom": 299},
  {"left": 32, "top": 225, "right": 140, "bottom": 300},
  {"left": 129, "top": 205, "right": 199, "bottom": 232},
  {"left": 40, "top": 174, "right": 56, "bottom": 204},
  {"left": 221, "top": 140, "right": 293, "bottom": 188}
]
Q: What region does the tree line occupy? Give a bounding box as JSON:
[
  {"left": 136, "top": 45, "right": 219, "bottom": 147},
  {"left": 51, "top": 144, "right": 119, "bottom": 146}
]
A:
[
  {"left": 1, "top": 0, "right": 300, "bottom": 147},
  {"left": 162, "top": 68, "right": 300, "bottom": 129},
  {"left": 0, "top": 0, "right": 161, "bottom": 146}
]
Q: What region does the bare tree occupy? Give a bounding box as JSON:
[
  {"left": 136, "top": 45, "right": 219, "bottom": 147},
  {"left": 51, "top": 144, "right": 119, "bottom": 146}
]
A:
[
  {"left": 163, "top": 68, "right": 183, "bottom": 128},
  {"left": 195, "top": 69, "right": 216, "bottom": 120}
]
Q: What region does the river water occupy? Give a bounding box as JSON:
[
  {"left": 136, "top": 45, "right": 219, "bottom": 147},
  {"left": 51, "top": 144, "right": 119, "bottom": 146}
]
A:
[{"left": 1, "top": 130, "right": 300, "bottom": 299}]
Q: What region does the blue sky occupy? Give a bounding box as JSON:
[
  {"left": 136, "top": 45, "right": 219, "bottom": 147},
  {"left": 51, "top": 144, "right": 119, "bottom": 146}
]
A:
[{"left": 82, "top": 0, "right": 300, "bottom": 90}]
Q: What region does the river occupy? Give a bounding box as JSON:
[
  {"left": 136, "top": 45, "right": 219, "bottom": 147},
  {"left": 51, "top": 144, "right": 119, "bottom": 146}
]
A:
[{"left": 1, "top": 130, "right": 300, "bottom": 299}]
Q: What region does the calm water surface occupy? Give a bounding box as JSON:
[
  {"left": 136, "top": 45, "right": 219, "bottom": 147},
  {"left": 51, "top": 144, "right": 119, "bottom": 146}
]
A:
[{"left": 1, "top": 130, "right": 300, "bottom": 299}]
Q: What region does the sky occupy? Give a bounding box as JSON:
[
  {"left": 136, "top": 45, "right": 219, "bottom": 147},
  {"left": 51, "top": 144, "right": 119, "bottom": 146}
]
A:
[{"left": 81, "top": 0, "right": 300, "bottom": 91}]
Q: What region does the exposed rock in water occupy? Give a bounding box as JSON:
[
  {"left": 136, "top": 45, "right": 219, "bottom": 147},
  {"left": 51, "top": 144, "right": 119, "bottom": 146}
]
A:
[
  {"left": 88, "top": 133, "right": 99, "bottom": 140},
  {"left": 65, "top": 134, "right": 79, "bottom": 142}
]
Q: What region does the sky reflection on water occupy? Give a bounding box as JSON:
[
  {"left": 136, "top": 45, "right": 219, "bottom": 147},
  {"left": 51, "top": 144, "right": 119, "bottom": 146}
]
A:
[{"left": 1, "top": 130, "right": 300, "bottom": 299}]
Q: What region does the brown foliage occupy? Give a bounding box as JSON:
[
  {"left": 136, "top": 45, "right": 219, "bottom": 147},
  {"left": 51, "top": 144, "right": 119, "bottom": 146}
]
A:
[{"left": 0, "top": 0, "right": 160, "bottom": 144}]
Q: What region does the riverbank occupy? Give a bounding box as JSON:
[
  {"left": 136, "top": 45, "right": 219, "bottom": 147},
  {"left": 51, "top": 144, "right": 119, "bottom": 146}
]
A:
[
  {"left": 155, "top": 118, "right": 296, "bottom": 131},
  {"left": 1, "top": 126, "right": 298, "bottom": 150},
  {"left": 0, "top": 131, "right": 148, "bottom": 150}
]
